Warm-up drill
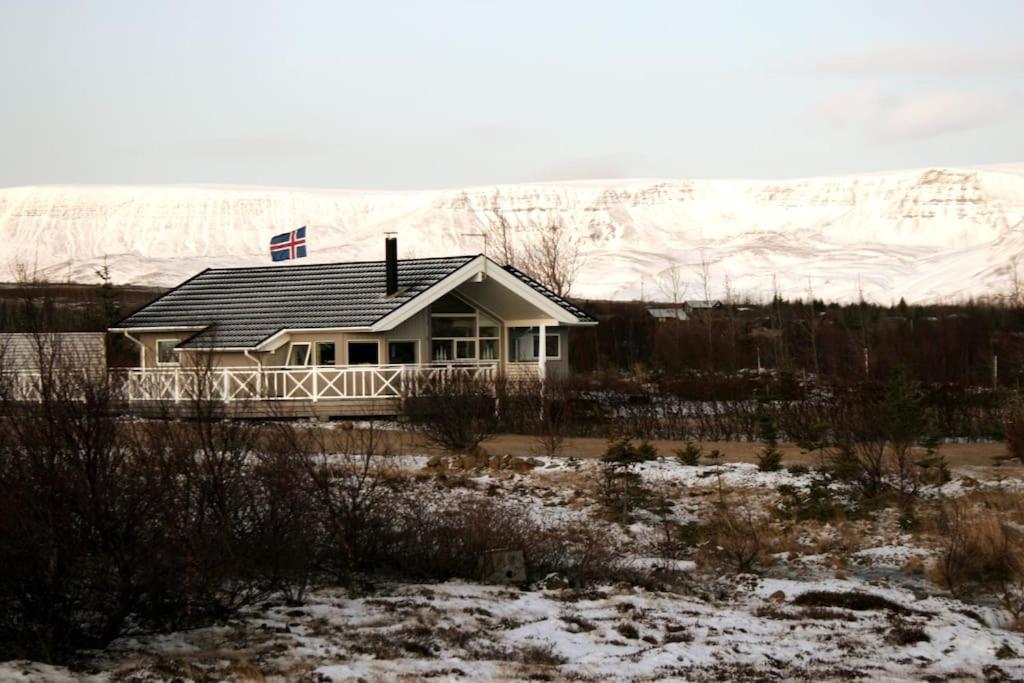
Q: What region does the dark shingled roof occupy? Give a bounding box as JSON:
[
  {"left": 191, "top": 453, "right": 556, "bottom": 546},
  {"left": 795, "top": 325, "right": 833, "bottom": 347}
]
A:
[
  {"left": 116, "top": 256, "right": 476, "bottom": 349},
  {"left": 115, "top": 255, "right": 595, "bottom": 349},
  {"left": 502, "top": 265, "right": 596, "bottom": 323}
]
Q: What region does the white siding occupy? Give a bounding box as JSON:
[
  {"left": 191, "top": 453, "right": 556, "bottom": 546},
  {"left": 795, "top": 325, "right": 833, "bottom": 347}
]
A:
[{"left": 0, "top": 333, "right": 106, "bottom": 371}]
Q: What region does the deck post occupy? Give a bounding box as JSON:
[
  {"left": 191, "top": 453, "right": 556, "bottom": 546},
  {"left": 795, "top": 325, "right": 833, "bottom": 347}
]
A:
[
  {"left": 173, "top": 368, "right": 180, "bottom": 402},
  {"left": 537, "top": 324, "right": 547, "bottom": 382},
  {"left": 223, "top": 369, "right": 229, "bottom": 403},
  {"left": 312, "top": 366, "right": 319, "bottom": 403}
]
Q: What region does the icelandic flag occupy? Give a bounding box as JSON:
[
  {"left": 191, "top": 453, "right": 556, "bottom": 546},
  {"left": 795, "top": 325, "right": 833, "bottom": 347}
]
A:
[{"left": 270, "top": 226, "right": 307, "bottom": 262}]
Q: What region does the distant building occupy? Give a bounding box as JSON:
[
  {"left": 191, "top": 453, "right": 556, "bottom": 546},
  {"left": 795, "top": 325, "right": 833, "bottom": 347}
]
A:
[
  {"left": 647, "top": 306, "right": 688, "bottom": 322},
  {"left": 684, "top": 299, "right": 723, "bottom": 311},
  {"left": 647, "top": 300, "right": 723, "bottom": 322},
  {"left": 0, "top": 332, "right": 106, "bottom": 372}
]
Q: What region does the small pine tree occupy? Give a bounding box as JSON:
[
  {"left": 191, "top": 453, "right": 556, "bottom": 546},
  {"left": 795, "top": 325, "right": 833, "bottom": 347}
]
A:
[
  {"left": 599, "top": 436, "right": 655, "bottom": 521},
  {"left": 755, "top": 396, "right": 783, "bottom": 472},
  {"left": 675, "top": 441, "right": 703, "bottom": 466},
  {"left": 94, "top": 261, "right": 120, "bottom": 326}
]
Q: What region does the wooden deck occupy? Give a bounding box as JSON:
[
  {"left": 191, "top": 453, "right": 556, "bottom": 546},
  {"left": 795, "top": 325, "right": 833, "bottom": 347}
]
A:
[{"left": 10, "top": 362, "right": 541, "bottom": 419}]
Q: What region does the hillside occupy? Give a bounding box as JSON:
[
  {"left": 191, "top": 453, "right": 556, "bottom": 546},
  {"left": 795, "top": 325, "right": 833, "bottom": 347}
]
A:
[{"left": 2, "top": 166, "right": 1023, "bottom": 302}]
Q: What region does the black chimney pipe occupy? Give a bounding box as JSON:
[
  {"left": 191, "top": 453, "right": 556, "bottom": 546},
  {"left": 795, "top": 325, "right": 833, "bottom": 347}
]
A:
[{"left": 385, "top": 235, "right": 398, "bottom": 295}]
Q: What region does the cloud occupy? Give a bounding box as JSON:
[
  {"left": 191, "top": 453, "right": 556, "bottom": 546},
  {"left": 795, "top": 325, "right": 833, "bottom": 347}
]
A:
[
  {"left": 795, "top": 45, "right": 1024, "bottom": 78},
  {"left": 811, "top": 85, "right": 1016, "bottom": 140}
]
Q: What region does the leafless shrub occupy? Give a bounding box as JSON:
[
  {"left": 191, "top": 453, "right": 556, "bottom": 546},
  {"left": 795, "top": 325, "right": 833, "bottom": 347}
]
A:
[
  {"left": 698, "top": 501, "right": 774, "bottom": 573},
  {"left": 1003, "top": 398, "right": 1024, "bottom": 465},
  {"left": 0, "top": 338, "right": 318, "bottom": 661},
  {"left": 405, "top": 373, "right": 498, "bottom": 453},
  {"left": 496, "top": 376, "right": 575, "bottom": 457},
  {"left": 376, "top": 489, "right": 619, "bottom": 586},
  {"left": 515, "top": 642, "right": 568, "bottom": 666}
]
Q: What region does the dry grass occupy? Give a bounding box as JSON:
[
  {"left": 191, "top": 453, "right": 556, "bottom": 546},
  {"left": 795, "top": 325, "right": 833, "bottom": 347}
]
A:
[{"left": 928, "top": 497, "right": 1024, "bottom": 601}]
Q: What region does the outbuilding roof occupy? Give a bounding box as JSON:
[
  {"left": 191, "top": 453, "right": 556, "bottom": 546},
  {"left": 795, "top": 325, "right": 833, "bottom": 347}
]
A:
[{"left": 113, "top": 255, "right": 595, "bottom": 349}]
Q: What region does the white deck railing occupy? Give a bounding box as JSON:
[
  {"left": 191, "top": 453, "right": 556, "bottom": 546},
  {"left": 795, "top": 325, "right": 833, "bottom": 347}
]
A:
[{"left": 113, "top": 362, "right": 503, "bottom": 403}]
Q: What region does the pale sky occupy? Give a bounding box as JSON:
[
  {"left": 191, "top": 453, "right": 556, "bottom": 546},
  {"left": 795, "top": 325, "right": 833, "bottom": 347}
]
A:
[{"left": 1, "top": 0, "right": 1021, "bottom": 189}]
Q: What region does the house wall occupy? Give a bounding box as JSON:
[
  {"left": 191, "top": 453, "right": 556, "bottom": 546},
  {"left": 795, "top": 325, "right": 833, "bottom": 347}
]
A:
[
  {"left": 134, "top": 332, "right": 192, "bottom": 368},
  {"left": 126, "top": 310, "right": 571, "bottom": 377},
  {"left": 504, "top": 325, "right": 568, "bottom": 379},
  {"left": 546, "top": 327, "right": 569, "bottom": 378},
  {"left": 132, "top": 333, "right": 261, "bottom": 368},
  {"left": 275, "top": 311, "right": 430, "bottom": 366}
]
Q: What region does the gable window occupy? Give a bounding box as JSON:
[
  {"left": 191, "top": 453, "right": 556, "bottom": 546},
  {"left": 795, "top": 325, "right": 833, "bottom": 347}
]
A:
[
  {"left": 429, "top": 293, "right": 500, "bottom": 363},
  {"left": 156, "top": 339, "right": 179, "bottom": 365},
  {"left": 388, "top": 340, "right": 417, "bottom": 365},
  {"left": 316, "top": 342, "right": 336, "bottom": 366},
  {"left": 348, "top": 341, "right": 380, "bottom": 365},
  {"left": 287, "top": 342, "right": 311, "bottom": 366},
  {"left": 509, "top": 327, "right": 560, "bottom": 362}
]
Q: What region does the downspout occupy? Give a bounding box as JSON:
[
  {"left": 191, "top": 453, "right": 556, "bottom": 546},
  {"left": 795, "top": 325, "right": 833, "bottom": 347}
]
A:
[
  {"left": 123, "top": 331, "right": 146, "bottom": 370},
  {"left": 244, "top": 349, "right": 263, "bottom": 398}
]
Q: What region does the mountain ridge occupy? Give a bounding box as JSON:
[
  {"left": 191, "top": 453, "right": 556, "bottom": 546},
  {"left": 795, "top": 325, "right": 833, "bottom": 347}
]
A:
[{"left": 2, "top": 165, "right": 1023, "bottom": 303}]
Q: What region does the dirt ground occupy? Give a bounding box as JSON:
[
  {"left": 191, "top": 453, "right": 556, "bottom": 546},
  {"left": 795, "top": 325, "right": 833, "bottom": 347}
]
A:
[{"left": 322, "top": 425, "right": 1021, "bottom": 473}]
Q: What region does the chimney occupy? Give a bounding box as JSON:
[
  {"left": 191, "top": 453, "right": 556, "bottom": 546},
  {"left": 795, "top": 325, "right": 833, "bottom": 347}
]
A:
[{"left": 385, "top": 234, "right": 398, "bottom": 296}]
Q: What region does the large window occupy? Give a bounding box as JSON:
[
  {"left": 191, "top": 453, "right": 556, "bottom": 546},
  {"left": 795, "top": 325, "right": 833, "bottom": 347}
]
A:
[
  {"left": 430, "top": 294, "right": 501, "bottom": 363},
  {"left": 388, "top": 341, "right": 417, "bottom": 364},
  {"left": 347, "top": 341, "right": 380, "bottom": 365},
  {"left": 509, "top": 327, "right": 560, "bottom": 362},
  {"left": 156, "top": 339, "right": 179, "bottom": 365},
  {"left": 479, "top": 313, "right": 500, "bottom": 361}
]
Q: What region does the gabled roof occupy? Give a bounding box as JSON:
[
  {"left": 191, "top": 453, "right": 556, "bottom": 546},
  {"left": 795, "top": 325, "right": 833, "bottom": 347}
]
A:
[
  {"left": 686, "top": 299, "right": 723, "bottom": 309},
  {"left": 112, "top": 255, "right": 595, "bottom": 349},
  {"left": 647, "top": 307, "right": 688, "bottom": 320},
  {"left": 502, "top": 266, "right": 597, "bottom": 324}
]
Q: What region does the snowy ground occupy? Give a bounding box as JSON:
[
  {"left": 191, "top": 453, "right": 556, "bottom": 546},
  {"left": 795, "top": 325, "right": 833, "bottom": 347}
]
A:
[{"left": 3, "top": 458, "right": 1024, "bottom": 681}]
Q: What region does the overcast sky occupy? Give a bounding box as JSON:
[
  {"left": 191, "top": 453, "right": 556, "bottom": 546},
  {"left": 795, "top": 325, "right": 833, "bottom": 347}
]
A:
[{"left": 1, "top": 0, "right": 1021, "bottom": 189}]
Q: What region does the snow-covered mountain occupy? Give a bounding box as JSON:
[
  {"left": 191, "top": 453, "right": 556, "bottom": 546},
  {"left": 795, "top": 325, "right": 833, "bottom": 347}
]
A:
[{"left": 2, "top": 166, "right": 1024, "bottom": 303}]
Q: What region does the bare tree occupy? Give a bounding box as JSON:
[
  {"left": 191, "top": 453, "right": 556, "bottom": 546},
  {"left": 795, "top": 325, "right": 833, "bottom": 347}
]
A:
[
  {"left": 520, "top": 218, "right": 584, "bottom": 299},
  {"left": 693, "top": 252, "right": 716, "bottom": 367},
  {"left": 797, "top": 279, "right": 822, "bottom": 377},
  {"left": 1007, "top": 256, "right": 1024, "bottom": 306},
  {"left": 487, "top": 210, "right": 519, "bottom": 268},
  {"left": 696, "top": 252, "right": 714, "bottom": 304},
  {"left": 657, "top": 262, "right": 687, "bottom": 307}
]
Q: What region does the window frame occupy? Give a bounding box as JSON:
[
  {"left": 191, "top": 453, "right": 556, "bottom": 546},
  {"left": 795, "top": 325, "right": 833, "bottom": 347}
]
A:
[
  {"left": 532, "top": 331, "right": 561, "bottom": 360},
  {"left": 315, "top": 341, "right": 337, "bottom": 366},
  {"left": 346, "top": 340, "right": 381, "bottom": 366},
  {"left": 155, "top": 339, "right": 180, "bottom": 366},
  {"left": 508, "top": 327, "right": 561, "bottom": 362},
  {"left": 387, "top": 339, "right": 419, "bottom": 365},
  {"left": 286, "top": 342, "right": 312, "bottom": 367}
]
